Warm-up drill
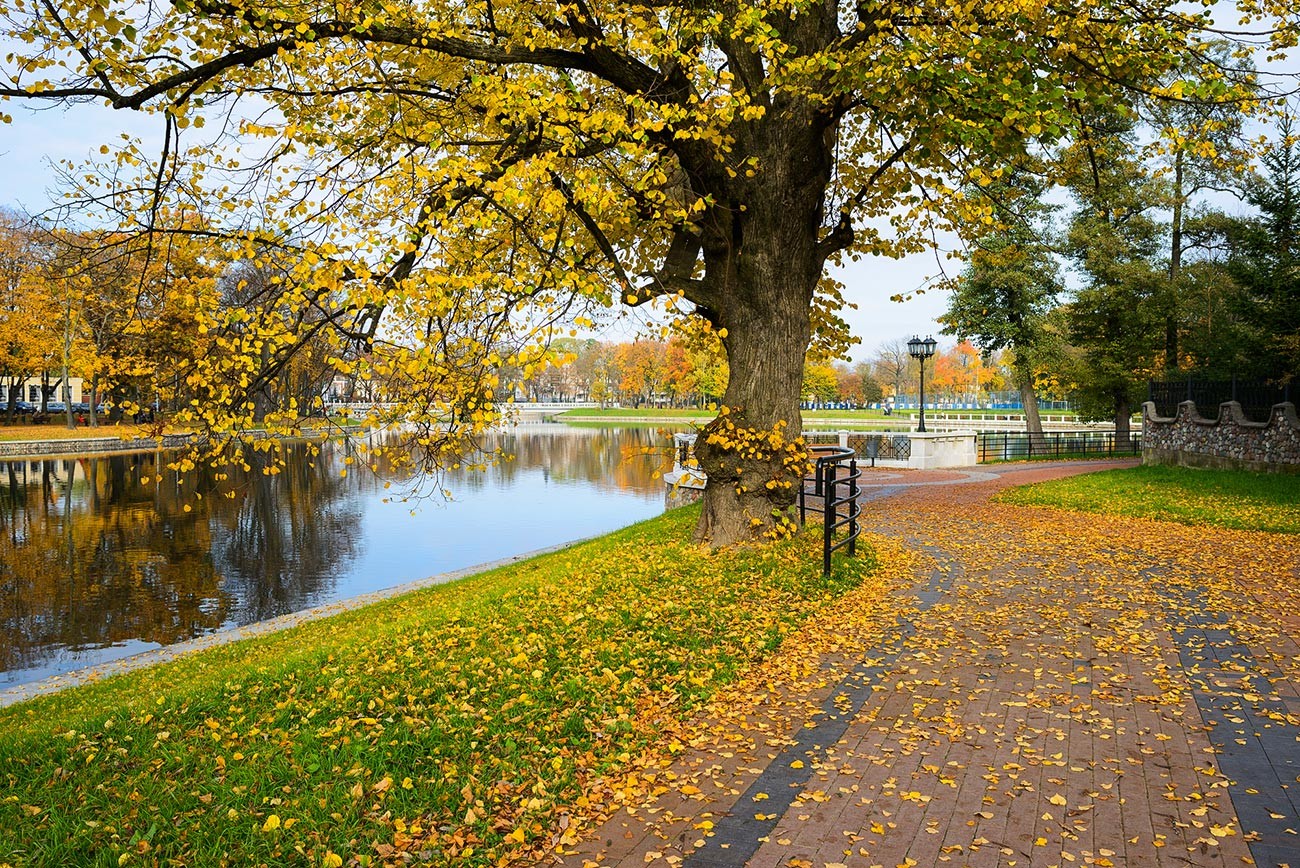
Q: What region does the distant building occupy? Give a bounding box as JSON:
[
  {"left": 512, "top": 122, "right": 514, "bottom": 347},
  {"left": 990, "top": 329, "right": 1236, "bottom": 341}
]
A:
[{"left": 0, "top": 377, "right": 86, "bottom": 405}]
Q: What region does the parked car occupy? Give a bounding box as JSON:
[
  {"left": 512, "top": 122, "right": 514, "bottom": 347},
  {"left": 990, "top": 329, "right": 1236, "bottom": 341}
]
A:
[
  {"left": 45, "top": 401, "right": 67, "bottom": 413},
  {"left": 9, "top": 401, "right": 36, "bottom": 414}
]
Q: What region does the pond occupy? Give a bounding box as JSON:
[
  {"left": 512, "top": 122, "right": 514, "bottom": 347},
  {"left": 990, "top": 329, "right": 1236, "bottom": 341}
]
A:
[{"left": 0, "top": 425, "right": 678, "bottom": 687}]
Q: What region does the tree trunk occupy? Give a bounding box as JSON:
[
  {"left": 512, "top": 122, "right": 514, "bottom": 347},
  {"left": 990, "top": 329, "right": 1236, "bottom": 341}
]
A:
[
  {"left": 675, "top": 95, "right": 834, "bottom": 546},
  {"left": 689, "top": 159, "right": 822, "bottom": 546},
  {"left": 1114, "top": 393, "right": 1131, "bottom": 441},
  {"left": 1017, "top": 359, "right": 1045, "bottom": 443},
  {"left": 693, "top": 290, "right": 811, "bottom": 547}
]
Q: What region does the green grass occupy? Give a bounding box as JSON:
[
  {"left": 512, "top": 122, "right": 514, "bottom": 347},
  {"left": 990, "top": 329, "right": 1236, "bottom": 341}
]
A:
[
  {"left": 0, "top": 422, "right": 152, "bottom": 441},
  {"left": 997, "top": 464, "right": 1300, "bottom": 533},
  {"left": 0, "top": 506, "right": 884, "bottom": 867}
]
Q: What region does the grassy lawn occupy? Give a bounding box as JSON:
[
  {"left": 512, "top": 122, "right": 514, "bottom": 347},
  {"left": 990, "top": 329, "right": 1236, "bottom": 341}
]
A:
[
  {"left": 0, "top": 423, "right": 155, "bottom": 442},
  {"left": 0, "top": 506, "right": 888, "bottom": 868},
  {"left": 997, "top": 464, "right": 1300, "bottom": 534},
  {"left": 0, "top": 417, "right": 363, "bottom": 445}
]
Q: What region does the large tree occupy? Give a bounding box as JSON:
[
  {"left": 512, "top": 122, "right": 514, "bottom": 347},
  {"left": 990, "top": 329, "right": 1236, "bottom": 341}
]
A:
[
  {"left": 1141, "top": 42, "right": 1256, "bottom": 372},
  {"left": 1226, "top": 112, "right": 1300, "bottom": 380},
  {"left": 941, "top": 174, "right": 1061, "bottom": 437},
  {"left": 1, "top": 0, "right": 1287, "bottom": 543},
  {"left": 1061, "top": 105, "right": 1168, "bottom": 438}
]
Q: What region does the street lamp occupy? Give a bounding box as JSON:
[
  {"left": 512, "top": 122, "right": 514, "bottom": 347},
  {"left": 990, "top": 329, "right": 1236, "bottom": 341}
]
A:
[{"left": 907, "top": 335, "right": 938, "bottom": 432}]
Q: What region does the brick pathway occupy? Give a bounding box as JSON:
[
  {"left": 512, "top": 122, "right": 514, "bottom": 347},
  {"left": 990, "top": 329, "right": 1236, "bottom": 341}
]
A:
[{"left": 552, "top": 460, "right": 1300, "bottom": 868}]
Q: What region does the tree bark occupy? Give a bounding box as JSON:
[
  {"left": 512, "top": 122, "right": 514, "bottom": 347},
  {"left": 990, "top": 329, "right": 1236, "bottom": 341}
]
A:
[
  {"left": 688, "top": 125, "right": 826, "bottom": 546},
  {"left": 693, "top": 288, "right": 812, "bottom": 547},
  {"left": 1114, "top": 393, "right": 1131, "bottom": 441},
  {"left": 1017, "top": 358, "right": 1045, "bottom": 443}
]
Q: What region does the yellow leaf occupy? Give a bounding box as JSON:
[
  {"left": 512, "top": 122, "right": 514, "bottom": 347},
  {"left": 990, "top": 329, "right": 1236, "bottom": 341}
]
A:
[
  {"left": 1048, "top": 794, "right": 1067, "bottom": 806},
  {"left": 261, "top": 815, "right": 281, "bottom": 832},
  {"left": 322, "top": 853, "right": 344, "bottom": 868}
]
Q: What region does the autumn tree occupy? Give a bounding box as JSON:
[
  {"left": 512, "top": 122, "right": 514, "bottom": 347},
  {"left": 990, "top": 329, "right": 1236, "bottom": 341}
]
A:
[
  {"left": 929, "top": 341, "right": 998, "bottom": 404},
  {"left": 834, "top": 361, "right": 882, "bottom": 406},
  {"left": 802, "top": 363, "right": 839, "bottom": 404},
  {"left": 44, "top": 226, "right": 220, "bottom": 425},
  {"left": 662, "top": 339, "right": 694, "bottom": 405},
  {"left": 0, "top": 211, "right": 63, "bottom": 420},
  {"left": 3, "top": 0, "right": 1288, "bottom": 543},
  {"left": 871, "top": 338, "right": 914, "bottom": 404}
]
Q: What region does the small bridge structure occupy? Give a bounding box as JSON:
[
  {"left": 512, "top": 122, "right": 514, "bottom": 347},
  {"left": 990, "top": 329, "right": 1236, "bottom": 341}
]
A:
[{"left": 510, "top": 401, "right": 599, "bottom": 421}]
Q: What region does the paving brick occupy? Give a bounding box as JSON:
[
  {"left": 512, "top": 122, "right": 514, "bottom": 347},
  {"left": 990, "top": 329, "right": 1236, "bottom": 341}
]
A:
[{"left": 546, "top": 461, "right": 1300, "bottom": 868}]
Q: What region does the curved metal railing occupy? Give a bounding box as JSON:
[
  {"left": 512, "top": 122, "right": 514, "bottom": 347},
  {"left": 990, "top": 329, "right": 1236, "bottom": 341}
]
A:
[{"left": 798, "top": 445, "right": 862, "bottom": 576}]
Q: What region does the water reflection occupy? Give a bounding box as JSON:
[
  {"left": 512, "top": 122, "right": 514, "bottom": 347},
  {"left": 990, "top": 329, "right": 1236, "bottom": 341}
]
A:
[{"left": 0, "top": 425, "right": 672, "bottom": 686}]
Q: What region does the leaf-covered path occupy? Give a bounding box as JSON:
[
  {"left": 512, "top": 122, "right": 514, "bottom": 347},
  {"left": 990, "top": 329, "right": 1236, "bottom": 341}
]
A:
[{"left": 552, "top": 461, "right": 1300, "bottom": 868}]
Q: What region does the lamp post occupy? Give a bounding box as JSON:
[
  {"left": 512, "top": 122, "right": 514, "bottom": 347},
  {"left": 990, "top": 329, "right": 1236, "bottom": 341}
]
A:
[{"left": 907, "top": 335, "right": 937, "bottom": 432}]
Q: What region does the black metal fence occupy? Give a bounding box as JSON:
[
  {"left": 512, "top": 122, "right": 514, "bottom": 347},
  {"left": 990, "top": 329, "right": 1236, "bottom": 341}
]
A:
[
  {"left": 798, "top": 446, "right": 862, "bottom": 576},
  {"left": 845, "top": 433, "right": 911, "bottom": 465},
  {"left": 977, "top": 430, "right": 1142, "bottom": 463},
  {"left": 1148, "top": 377, "right": 1293, "bottom": 424}
]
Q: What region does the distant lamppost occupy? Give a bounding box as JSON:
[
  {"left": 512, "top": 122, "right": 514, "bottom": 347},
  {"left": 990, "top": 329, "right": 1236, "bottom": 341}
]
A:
[{"left": 907, "top": 335, "right": 937, "bottom": 432}]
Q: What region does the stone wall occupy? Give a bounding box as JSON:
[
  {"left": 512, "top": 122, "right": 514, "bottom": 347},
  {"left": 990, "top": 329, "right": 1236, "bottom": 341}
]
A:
[
  {"left": 0, "top": 433, "right": 193, "bottom": 458},
  {"left": 1141, "top": 400, "right": 1300, "bottom": 474}
]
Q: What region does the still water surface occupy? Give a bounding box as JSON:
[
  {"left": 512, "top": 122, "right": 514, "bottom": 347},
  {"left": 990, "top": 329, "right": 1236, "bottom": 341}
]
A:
[{"left": 0, "top": 425, "right": 672, "bottom": 687}]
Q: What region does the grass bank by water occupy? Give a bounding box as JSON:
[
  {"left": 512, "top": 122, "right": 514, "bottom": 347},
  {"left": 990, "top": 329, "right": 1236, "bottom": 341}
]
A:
[
  {"left": 555, "top": 407, "right": 1077, "bottom": 425},
  {"left": 997, "top": 464, "right": 1300, "bottom": 534},
  {"left": 0, "top": 506, "right": 888, "bottom": 868},
  {"left": 0, "top": 423, "right": 158, "bottom": 442}
]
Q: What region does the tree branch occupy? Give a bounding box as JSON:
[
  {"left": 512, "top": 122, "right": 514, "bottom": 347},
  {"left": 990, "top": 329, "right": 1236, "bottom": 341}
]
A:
[{"left": 817, "top": 131, "right": 916, "bottom": 258}]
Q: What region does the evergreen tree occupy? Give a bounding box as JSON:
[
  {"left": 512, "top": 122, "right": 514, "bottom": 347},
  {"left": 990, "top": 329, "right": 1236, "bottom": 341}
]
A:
[
  {"left": 1227, "top": 112, "right": 1300, "bottom": 380},
  {"left": 1061, "top": 106, "right": 1168, "bottom": 437},
  {"left": 942, "top": 173, "right": 1061, "bottom": 437}
]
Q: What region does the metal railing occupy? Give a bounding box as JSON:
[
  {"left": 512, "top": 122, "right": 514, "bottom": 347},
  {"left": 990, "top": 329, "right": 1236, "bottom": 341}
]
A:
[
  {"left": 977, "top": 430, "right": 1141, "bottom": 462},
  {"left": 1149, "top": 377, "right": 1293, "bottom": 424},
  {"left": 798, "top": 446, "right": 862, "bottom": 576},
  {"left": 845, "top": 432, "right": 911, "bottom": 465}
]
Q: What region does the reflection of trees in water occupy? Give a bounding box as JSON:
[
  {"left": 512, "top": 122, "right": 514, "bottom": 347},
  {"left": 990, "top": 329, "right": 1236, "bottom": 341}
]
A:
[
  {"left": 205, "top": 443, "right": 362, "bottom": 623},
  {"left": 449, "top": 426, "right": 674, "bottom": 494},
  {"left": 0, "top": 427, "right": 668, "bottom": 679},
  {"left": 0, "top": 443, "right": 363, "bottom": 676},
  {"left": 0, "top": 454, "right": 228, "bottom": 675}
]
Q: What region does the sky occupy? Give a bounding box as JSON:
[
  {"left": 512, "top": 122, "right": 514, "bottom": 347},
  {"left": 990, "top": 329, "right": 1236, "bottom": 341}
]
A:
[
  {"left": 3, "top": 32, "right": 1296, "bottom": 365},
  {"left": 0, "top": 98, "right": 954, "bottom": 365}
]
